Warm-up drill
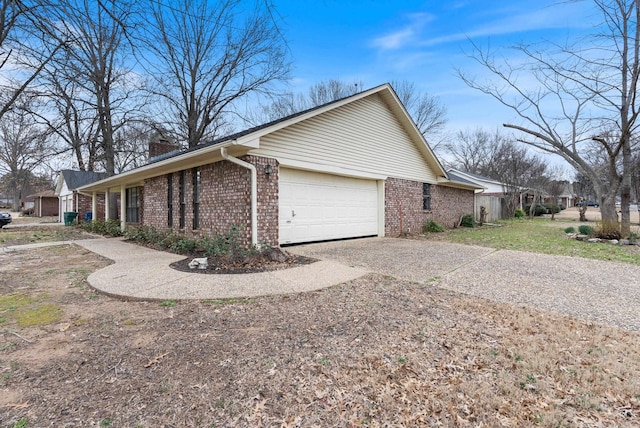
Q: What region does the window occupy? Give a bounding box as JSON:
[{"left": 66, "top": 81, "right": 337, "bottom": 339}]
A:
[
  {"left": 423, "top": 183, "right": 431, "bottom": 211},
  {"left": 167, "top": 174, "right": 173, "bottom": 227},
  {"left": 192, "top": 167, "right": 200, "bottom": 230},
  {"left": 179, "top": 170, "right": 186, "bottom": 228},
  {"left": 126, "top": 187, "right": 141, "bottom": 223}
]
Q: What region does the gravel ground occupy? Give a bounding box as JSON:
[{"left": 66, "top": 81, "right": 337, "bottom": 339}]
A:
[{"left": 291, "top": 237, "right": 640, "bottom": 331}]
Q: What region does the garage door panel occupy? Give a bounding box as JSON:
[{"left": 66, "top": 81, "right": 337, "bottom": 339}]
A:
[{"left": 279, "top": 168, "right": 378, "bottom": 244}]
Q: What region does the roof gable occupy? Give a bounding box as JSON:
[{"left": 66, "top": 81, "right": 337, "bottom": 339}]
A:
[
  {"left": 78, "top": 84, "right": 447, "bottom": 192},
  {"left": 57, "top": 170, "right": 107, "bottom": 194}
]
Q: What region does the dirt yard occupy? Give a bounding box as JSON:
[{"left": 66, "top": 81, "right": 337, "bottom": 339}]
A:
[{"left": 1, "top": 235, "right": 639, "bottom": 426}]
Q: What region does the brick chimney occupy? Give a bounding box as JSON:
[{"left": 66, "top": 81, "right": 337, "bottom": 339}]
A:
[{"left": 149, "top": 138, "right": 180, "bottom": 160}]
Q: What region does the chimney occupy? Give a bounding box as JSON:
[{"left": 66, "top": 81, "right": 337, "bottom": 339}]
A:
[{"left": 148, "top": 138, "right": 180, "bottom": 160}]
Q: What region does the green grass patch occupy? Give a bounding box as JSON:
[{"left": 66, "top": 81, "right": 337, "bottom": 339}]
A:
[
  {"left": 15, "top": 304, "right": 63, "bottom": 327},
  {"left": 1, "top": 293, "right": 63, "bottom": 327},
  {"left": 432, "top": 219, "right": 640, "bottom": 265}
]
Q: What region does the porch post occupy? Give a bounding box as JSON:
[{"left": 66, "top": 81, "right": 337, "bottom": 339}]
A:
[
  {"left": 91, "top": 192, "right": 97, "bottom": 222},
  {"left": 104, "top": 190, "right": 110, "bottom": 220},
  {"left": 120, "top": 185, "right": 126, "bottom": 232}
]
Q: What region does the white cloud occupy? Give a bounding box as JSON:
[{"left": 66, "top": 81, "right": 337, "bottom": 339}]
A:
[{"left": 371, "top": 13, "right": 435, "bottom": 51}]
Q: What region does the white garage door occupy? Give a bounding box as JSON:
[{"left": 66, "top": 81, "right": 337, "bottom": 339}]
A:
[{"left": 279, "top": 168, "right": 379, "bottom": 244}]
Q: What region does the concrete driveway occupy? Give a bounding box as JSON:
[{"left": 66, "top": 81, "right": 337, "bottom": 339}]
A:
[{"left": 290, "top": 237, "right": 640, "bottom": 331}]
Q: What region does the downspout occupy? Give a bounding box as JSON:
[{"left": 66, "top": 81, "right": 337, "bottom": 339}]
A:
[{"left": 220, "top": 147, "right": 258, "bottom": 247}]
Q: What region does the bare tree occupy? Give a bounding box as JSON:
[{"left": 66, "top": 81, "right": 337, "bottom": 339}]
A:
[
  {"left": 484, "top": 140, "right": 548, "bottom": 217},
  {"left": 113, "top": 122, "right": 154, "bottom": 173},
  {"left": 246, "top": 79, "right": 362, "bottom": 126},
  {"left": 0, "top": 94, "right": 50, "bottom": 210},
  {"left": 443, "top": 127, "right": 507, "bottom": 173},
  {"left": 0, "top": 0, "right": 65, "bottom": 120},
  {"left": 544, "top": 165, "right": 570, "bottom": 221},
  {"left": 459, "top": 0, "right": 640, "bottom": 236},
  {"left": 41, "top": 0, "right": 141, "bottom": 176},
  {"left": 391, "top": 80, "right": 447, "bottom": 141},
  {"left": 30, "top": 66, "right": 101, "bottom": 171},
  {"left": 144, "top": 0, "right": 290, "bottom": 148},
  {"left": 307, "top": 79, "right": 362, "bottom": 106}
]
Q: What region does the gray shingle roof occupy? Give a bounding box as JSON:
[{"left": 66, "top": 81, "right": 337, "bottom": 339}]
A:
[{"left": 60, "top": 170, "right": 107, "bottom": 190}]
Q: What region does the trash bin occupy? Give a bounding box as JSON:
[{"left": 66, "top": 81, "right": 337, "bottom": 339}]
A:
[
  {"left": 63, "top": 212, "right": 78, "bottom": 226},
  {"left": 84, "top": 212, "right": 92, "bottom": 222}
]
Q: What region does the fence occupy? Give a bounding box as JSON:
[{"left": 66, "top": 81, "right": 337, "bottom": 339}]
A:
[{"left": 476, "top": 195, "right": 508, "bottom": 223}]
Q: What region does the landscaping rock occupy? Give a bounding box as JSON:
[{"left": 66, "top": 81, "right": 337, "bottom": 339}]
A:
[
  {"left": 266, "top": 247, "right": 288, "bottom": 262},
  {"left": 188, "top": 257, "right": 208, "bottom": 270},
  {"left": 619, "top": 239, "right": 630, "bottom": 246},
  {"left": 587, "top": 238, "right": 601, "bottom": 243},
  {"left": 609, "top": 239, "right": 619, "bottom": 245},
  {"left": 576, "top": 234, "right": 589, "bottom": 241}
]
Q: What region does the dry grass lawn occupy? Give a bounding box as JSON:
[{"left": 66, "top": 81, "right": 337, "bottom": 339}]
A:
[{"left": 0, "top": 230, "right": 639, "bottom": 427}]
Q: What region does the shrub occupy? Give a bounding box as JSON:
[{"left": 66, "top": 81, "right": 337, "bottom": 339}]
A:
[
  {"left": 81, "top": 219, "right": 123, "bottom": 237},
  {"left": 423, "top": 220, "right": 445, "bottom": 233},
  {"left": 578, "top": 225, "right": 594, "bottom": 236},
  {"left": 514, "top": 208, "right": 525, "bottom": 218},
  {"left": 523, "top": 204, "right": 547, "bottom": 216},
  {"left": 460, "top": 214, "right": 476, "bottom": 228},
  {"left": 124, "top": 225, "right": 163, "bottom": 243},
  {"left": 564, "top": 226, "right": 575, "bottom": 233},
  {"left": 544, "top": 204, "right": 563, "bottom": 214}
]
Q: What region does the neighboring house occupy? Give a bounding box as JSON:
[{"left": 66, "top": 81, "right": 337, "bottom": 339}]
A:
[
  {"left": 78, "top": 84, "right": 481, "bottom": 247},
  {"left": 447, "top": 169, "right": 513, "bottom": 222},
  {"left": 25, "top": 190, "right": 59, "bottom": 217},
  {"left": 555, "top": 182, "right": 575, "bottom": 208},
  {"left": 55, "top": 170, "right": 107, "bottom": 223}
]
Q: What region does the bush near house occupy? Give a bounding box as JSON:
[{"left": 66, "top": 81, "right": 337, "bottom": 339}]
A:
[
  {"left": 80, "top": 219, "right": 123, "bottom": 237},
  {"left": 460, "top": 214, "right": 476, "bottom": 228},
  {"left": 423, "top": 220, "right": 445, "bottom": 233}
]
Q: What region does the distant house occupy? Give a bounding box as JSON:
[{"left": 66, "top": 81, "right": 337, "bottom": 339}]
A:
[
  {"left": 555, "top": 182, "right": 576, "bottom": 208},
  {"left": 25, "top": 190, "right": 59, "bottom": 217},
  {"left": 78, "top": 84, "right": 481, "bottom": 247},
  {"left": 447, "top": 169, "right": 514, "bottom": 222},
  {"left": 55, "top": 170, "right": 107, "bottom": 223}
]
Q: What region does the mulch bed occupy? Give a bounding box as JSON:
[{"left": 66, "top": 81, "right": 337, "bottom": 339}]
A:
[{"left": 169, "top": 247, "right": 317, "bottom": 274}]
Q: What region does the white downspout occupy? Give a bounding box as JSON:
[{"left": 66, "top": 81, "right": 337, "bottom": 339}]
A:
[{"left": 220, "top": 147, "right": 258, "bottom": 246}]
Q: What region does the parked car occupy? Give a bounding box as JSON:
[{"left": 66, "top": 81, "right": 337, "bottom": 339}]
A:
[
  {"left": 0, "top": 211, "right": 12, "bottom": 228},
  {"left": 577, "top": 201, "right": 599, "bottom": 207}
]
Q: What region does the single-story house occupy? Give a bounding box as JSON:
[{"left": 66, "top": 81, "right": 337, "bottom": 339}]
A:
[
  {"left": 56, "top": 170, "right": 107, "bottom": 223},
  {"left": 25, "top": 190, "right": 59, "bottom": 217},
  {"left": 78, "top": 84, "right": 481, "bottom": 247}
]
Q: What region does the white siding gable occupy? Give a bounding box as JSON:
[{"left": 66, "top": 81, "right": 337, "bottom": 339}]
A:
[{"left": 251, "top": 93, "right": 438, "bottom": 183}]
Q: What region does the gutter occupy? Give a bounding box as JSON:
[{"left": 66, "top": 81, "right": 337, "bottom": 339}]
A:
[{"left": 220, "top": 147, "right": 258, "bottom": 247}]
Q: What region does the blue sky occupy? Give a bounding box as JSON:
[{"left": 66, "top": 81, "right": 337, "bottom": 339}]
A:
[{"left": 274, "top": 0, "right": 595, "bottom": 135}]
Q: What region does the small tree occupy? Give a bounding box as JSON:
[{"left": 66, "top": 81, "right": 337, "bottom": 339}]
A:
[{"left": 144, "top": 0, "right": 290, "bottom": 148}]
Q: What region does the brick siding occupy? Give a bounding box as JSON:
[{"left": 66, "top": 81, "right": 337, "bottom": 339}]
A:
[
  {"left": 142, "top": 155, "right": 279, "bottom": 248},
  {"left": 75, "top": 192, "right": 105, "bottom": 223},
  {"left": 385, "top": 177, "right": 474, "bottom": 235},
  {"left": 429, "top": 185, "right": 475, "bottom": 228}
]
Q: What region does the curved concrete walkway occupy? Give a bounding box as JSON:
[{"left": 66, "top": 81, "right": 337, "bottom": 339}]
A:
[{"left": 72, "top": 238, "right": 369, "bottom": 300}]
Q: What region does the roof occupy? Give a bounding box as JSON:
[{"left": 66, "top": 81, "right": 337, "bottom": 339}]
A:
[
  {"left": 57, "top": 170, "right": 108, "bottom": 194},
  {"left": 26, "top": 190, "right": 57, "bottom": 199},
  {"left": 78, "top": 83, "right": 451, "bottom": 193},
  {"left": 446, "top": 171, "right": 483, "bottom": 187}
]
